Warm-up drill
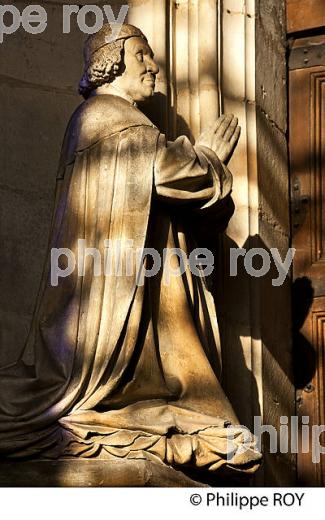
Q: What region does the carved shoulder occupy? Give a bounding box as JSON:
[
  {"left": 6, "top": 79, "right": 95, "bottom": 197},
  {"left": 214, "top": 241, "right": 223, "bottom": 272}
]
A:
[{"left": 58, "top": 94, "right": 157, "bottom": 169}]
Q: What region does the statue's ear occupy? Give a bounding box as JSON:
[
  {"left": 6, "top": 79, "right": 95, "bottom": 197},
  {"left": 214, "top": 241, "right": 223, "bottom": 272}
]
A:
[{"left": 79, "top": 72, "right": 88, "bottom": 91}]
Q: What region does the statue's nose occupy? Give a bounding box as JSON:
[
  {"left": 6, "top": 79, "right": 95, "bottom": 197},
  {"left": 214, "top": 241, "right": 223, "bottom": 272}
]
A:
[{"left": 147, "top": 57, "right": 159, "bottom": 75}]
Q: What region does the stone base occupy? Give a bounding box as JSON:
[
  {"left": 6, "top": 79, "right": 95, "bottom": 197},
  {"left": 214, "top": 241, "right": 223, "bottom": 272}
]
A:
[{"left": 0, "top": 459, "right": 211, "bottom": 487}]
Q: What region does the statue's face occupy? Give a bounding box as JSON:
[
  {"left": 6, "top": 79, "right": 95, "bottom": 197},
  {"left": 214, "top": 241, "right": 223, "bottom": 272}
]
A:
[{"left": 113, "top": 36, "right": 159, "bottom": 102}]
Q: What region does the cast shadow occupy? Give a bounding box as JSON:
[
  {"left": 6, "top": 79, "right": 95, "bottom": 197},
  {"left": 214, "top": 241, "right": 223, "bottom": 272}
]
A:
[
  {"left": 188, "top": 205, "right": 262, "bottom": 425},
  {"left": 292, "top": 277, "right": 316, "bottom": 389},
  {"left": 186, "top": 199, "right": 317, "bottom": 487},
  {"left": 140, "top": 92, "right": 195, "bottom": 142}
]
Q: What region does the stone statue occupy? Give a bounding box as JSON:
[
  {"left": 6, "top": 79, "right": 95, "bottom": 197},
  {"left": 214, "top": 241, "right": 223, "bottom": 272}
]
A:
[{"left": 0, "top": 24, "right": 261, "bottom": 478}]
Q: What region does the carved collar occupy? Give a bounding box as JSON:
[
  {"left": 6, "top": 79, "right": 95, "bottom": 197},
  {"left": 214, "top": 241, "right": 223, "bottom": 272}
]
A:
[{"left": 102, "top": 84, "right": 137, "bottom": 107}]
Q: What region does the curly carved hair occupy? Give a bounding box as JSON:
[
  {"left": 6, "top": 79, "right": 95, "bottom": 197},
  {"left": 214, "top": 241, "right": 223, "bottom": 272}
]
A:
[{"left": 79, "top": 39, "right": 125, "bottom": 99}]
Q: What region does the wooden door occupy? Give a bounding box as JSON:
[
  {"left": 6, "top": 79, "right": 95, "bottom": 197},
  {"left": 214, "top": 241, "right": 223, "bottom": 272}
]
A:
[{"left": 289, "top": 32, "right": 325, "bottom": 485}]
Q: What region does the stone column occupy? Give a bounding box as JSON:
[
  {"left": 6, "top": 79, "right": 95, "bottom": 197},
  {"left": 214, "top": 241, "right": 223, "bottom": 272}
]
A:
[
  {"left": 219, "top": 0, "right": 262, "bottom": 444},
  {"left": 220, "top": 0, "right": 295, "bottom": 485}
]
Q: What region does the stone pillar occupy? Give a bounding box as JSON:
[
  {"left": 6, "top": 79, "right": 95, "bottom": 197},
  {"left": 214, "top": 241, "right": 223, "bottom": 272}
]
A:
[
  {"left": 170, "top": 0, "right": 220, "bottom": 139},
  {"left": 219, "top": 0, "right": 295, "bottom": 485},
  {"left": 219, "top": 0, "right": 263, "bottom": 446}
]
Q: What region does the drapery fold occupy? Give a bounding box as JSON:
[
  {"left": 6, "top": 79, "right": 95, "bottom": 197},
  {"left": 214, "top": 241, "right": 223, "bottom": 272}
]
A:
[{"left": 0, "top": 94, "right": 261, "bottom": 475}]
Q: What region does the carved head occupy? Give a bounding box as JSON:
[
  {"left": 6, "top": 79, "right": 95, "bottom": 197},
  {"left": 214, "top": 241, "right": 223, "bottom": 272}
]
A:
[{"left": 79, "top": 23, "right": 159, "bottom": 102}]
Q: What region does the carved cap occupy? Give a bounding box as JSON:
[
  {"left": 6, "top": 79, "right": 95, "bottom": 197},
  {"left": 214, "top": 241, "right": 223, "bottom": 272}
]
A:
[{"left": 84, "top": 23, "right": 148, "bottom": 64}]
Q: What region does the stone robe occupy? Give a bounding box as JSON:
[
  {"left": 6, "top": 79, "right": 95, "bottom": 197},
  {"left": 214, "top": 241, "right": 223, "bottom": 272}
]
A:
[{"left": 0, "top": 94, "right": 261, "bottom": 474}]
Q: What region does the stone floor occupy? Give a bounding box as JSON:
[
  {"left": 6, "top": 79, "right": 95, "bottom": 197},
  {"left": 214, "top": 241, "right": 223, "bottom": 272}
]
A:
[
  {"left": 0, "top": 458, "right": 256, "bottom": 487},
  {"left": 0, "top": 459, "right": 209, "bottom": 487}
]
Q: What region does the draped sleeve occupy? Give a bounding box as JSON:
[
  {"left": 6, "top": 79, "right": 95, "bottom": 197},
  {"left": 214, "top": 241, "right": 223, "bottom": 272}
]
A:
[{"left": 154, "top": 134, "right": 233, "bottom": 209}]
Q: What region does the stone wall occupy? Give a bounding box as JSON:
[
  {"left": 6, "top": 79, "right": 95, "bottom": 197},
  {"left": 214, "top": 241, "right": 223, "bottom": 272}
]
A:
[
  {"left": 0, "top": 1, "right": 82, "bottom": 366},
  {"left": 256, "top": 0, "right": 295, "bottom": 485}
]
